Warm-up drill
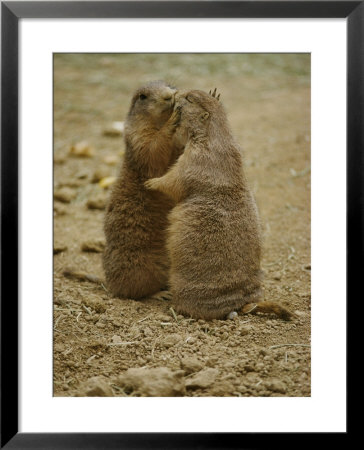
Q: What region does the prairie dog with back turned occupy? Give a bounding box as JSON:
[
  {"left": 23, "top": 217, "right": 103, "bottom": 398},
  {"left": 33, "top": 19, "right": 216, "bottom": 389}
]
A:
[{"left": 145, "top": 89, "right": 293, "bottom": 320}]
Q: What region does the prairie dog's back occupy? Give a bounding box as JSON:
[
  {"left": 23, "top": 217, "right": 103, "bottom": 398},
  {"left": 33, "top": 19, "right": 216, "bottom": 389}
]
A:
[{"left": 146, "top": 89, "right": 263, "bottom": 319}]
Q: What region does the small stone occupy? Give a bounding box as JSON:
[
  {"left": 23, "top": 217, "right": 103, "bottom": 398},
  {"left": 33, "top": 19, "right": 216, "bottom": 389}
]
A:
[
  {"left": 54, "top": 243, "right": 67, "bottom": 254},
  {"left": 87, "top": 195, "right": 107, "bottom": 210},
  {"left": 161, "top": 333, "right": 181, "bottom": 348},
  {"left": 98, "top": 176, "right": 117, "bottom": 189},
  {"left": 186, "top": 368, "right": 219, "bottom": 389},
  {"left": 81, "top": 295, "right": 107, "bottom": 314},
  {"left": 103, "top": 155, "right": 119, "bottom": 166},
  {"left": 210, "top": 380, "right": 235, "bottom": 396},
  {"left": 76, "top": 170, "right": 89, "bottom": 180},
  {"left": 266, "top": 378, "right": 287, "bottom": 394},
  {"left": 58, "top": 179, "right": 84, "bottom": 188},
  {"left": 227, "top": 311, "right": 238, "bottom": 320},
  {"left": 206, "top": 356, "right": 219, "bottom": 367},
  {"left": 54, "top": 203, "right": 67, "bottom": 216},
  {"left": 180, "top": 357, "right": 204, "bottom": 374},
  {"left": 78, "top": 376, "right": 113, "bottom": 397},
  {"left": 54, "top": 187, "right": 76, "bottom": 203},
  {"left": 156, "top": 314, "right": 172, "bottom": 322},
  {"left": 239, "top": 326, "right": 252, "bottom": 336},
  {"left": 103, "top": 121, "right": 125, "bottom": 137},
  {"left": 81, "top": 239, "right": 105, "bottom": 253},
  {"left": 111, "top": 335, "right": 122, "bottom": 344},
  {"left": 69, "top": 141, "right": 94, "bottom": 158},
  {"left": 54, "top": 343, "right": 65, "bottom": 353},
  {"left": 117, "top": 367, "right": 185, "bottom": 397},
  {"left": 272, "top": 272, "right": 281, "bottom": 280},
  {"left": 96, "top": 321, "right": 106, "bottom": 329},
  {"left": 92, "top": 168, "right": 111, "bottom": 183},
  {"left": 54, "top": 155, "right": 66, "bottom": 164}
]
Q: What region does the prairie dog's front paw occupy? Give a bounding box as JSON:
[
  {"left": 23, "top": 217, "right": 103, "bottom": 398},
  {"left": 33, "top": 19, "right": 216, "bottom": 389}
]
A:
[{"left": 144, "top": 178, "right": 161, "bottom": 191}]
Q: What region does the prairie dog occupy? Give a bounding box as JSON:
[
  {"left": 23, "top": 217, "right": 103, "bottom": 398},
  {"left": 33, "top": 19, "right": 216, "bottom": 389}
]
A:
[
  {"left": 145, "top": 89, "right": 263, "bottom": 319},
  {"left": 103, "top": 81, "right": 182, "bottom": 299}
]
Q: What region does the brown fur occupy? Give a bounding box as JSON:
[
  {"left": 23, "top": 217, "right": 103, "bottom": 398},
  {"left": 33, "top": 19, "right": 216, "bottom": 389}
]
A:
[
  {"left": 145, "top": 90, "right": 263, "bottom": 319},
  {"left": 103, "top": 81, "right": 183, "bottom": 299}
]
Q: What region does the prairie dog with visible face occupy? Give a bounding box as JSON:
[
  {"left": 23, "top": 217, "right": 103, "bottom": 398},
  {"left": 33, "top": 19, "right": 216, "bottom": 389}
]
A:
[
  {"left": 103, "top": 81, "right": 183, "bottom": 299},
  {"left": 145, "top": 89, "right": 264, "bottom": 319}
]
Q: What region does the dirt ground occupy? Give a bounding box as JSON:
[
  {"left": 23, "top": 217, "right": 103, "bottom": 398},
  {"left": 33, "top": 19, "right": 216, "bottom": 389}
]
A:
[{"left": 53, "top": 54, "right": 311, "bottom": 397}]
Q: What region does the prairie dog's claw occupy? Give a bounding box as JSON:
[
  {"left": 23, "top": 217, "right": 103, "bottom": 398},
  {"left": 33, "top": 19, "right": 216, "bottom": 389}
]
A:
[{"left": 144, "top": 179, "right": 159, "bottom": 191}]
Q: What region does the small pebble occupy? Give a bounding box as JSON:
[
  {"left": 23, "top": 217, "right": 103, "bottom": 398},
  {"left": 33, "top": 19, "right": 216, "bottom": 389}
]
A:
[
  {"left": 92, "top": 168, "right": 111, "bottom": 183},
  {"left": 117, "top": 367, "right": 185, "bottom": 396},
  {"left": 54, "top": 187, "right": 76, "bottom": 204},
  {"left": 185, "top": 368, "right": 219, "bottom": 389},
  {"left": 161, "top": 333, "right": 181, "bottom": 348},
  {"left": 103, "top": 155, "right": 119, "bottom": 165},
  {"left": 111, "top": 335, "right": 122, "bottom": 344},
  {"left": 54, "top": 244, "right": 67, "bottom": 255},
  {"left": 69, "top": 141, "right": 94, "bottom": 157},
  {"left": 78, "top": 376, "right": 113, "bottom": 397},
  {"left": 54, "top": 155, "right": 66, "bottom": 164},
  {"left": 87, "top": 196, "right": 107, "bottom": 210},
  {"left": 54, "top": 203, "right": 67, "bottom": 215},
  {"left": 266, "top": 378, "right": 287, "bottom": 394},
  {"left": 103, "top": 121, "right": 125, "bottom": 137},
  {"left": 98, "top": 176, "right": 117, "bottom": 189},
  {"left": 180, "top": 356, "right": 204, "bottom": 374},
  {"left": 81, "top": 239, "right": 105, "bottom": 253},
  {"left": 227, "top": 311, "right": 238, "bottom": 320}
]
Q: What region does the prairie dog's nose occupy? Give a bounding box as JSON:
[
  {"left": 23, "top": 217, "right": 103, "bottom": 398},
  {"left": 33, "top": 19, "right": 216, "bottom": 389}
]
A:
[{"left": 162, "top": 87, "right": 176, "bottom": 102}]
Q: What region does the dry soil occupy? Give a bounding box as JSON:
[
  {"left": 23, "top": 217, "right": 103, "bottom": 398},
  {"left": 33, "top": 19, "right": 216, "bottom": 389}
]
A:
[{"left": 53, "top": 54, "right": 311, "bottom": 397}]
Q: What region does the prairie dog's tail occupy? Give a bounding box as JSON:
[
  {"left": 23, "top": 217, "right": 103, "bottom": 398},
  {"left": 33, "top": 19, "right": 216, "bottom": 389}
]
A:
[
  {"left": 62, "top": 268, "right": 103, "bottom": 284},
  {"left": 241, "top": 301, "right": 295, "bottom": 321}
]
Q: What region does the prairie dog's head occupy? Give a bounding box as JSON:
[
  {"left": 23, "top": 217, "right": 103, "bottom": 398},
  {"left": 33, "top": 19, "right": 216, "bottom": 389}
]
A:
[
  {"left": 174, "top": 89, "right": 225, "bottom": 145},
  {"left": 127, "top": 81, "right": 177, "bottom": 128}
]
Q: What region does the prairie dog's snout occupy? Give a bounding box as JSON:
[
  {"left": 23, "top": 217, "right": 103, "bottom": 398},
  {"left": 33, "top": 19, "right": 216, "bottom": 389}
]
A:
[{"left": 161, "top": 87, "right": 177, "bottom": 105}]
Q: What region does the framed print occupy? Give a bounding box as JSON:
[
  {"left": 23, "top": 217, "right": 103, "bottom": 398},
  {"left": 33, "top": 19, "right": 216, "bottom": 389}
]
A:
[{"left": 2, "top": 1, "right": 360, "bottom": 448}]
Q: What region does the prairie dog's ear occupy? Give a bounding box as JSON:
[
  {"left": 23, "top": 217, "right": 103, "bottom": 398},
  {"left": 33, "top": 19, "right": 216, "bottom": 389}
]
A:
[{"left": 200, "top": 111, "right": 210, "bottom": 121}]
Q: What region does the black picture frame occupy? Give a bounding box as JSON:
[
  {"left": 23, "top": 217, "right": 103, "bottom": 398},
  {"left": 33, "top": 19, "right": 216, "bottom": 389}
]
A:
[{"left": 1, "top": 1, "right": 359, "bottom": 448}]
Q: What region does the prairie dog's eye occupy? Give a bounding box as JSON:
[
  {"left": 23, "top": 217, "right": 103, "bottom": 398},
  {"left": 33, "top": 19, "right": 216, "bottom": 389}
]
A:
[
  {"left": 186, "top": 95, "right": 194, "bottom": 104},
  {"left": 139, "top": 94, "right": 147, "bottom": 100}
]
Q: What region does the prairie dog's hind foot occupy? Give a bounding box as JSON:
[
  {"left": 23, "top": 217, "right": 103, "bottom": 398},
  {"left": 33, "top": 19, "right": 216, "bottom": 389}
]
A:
[
  {"left": 149, "top": 290, "right": 172, "bottom": 301},
  {"left": 241, "top": 301, "right": 295, "bottom": 321}
]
